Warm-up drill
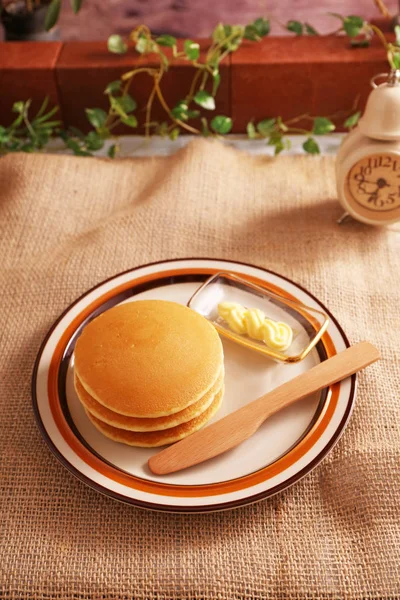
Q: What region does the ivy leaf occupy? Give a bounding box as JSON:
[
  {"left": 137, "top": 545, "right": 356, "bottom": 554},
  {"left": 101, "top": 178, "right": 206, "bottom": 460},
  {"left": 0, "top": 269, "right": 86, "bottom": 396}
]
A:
[
  {"left": 267, "top": 130, "right": 282, "bottom": 144},
  {"left": 273, "top": 139, "right": 285, "bottom": 155},
  {"left": 211, "top": 23, "right": 233, "bottom": 44},
  {"left": 312, "top": 117, "right": 335, "bottom": 135},
  {"left": 194, "top": 90, "right": 215, "bottom": 110},
  {"left": 108, "top": 144, "right": 116, "bottom": 158},
  {"left": 303, "top": 137, "right": 320, "bottom": 154},
  {"left": 246, "top": 122, "right": 257, "bottom": 139},
  {"left": 169, "top": 128, "right": 180, "bottom": 140},
  {"left": 212, "top": 69, "right": 220, "bottom": 96},
  {"left": 85, "top": 131, "right": 104, "bottom": 151},
  {"left": 243, "top": 24, "right": 260, "bottom": 42},
  {"left": 104, "top": 80, "right": 121, "bottom": 95},
  {"left": 222, "top": 25, "right": 244, "bottom": 50},
  {"left": 171, "top": 101, "right": 189, "bottom": 121},
  {"left": 395, "top": 25, "right": 400, "bottom": 46},
  {"left": 187, "top": 109, "right": 201, "bottom": 119},
  {"left": 212, "top": 23, "right": 226, "bottom": 44},
  {"left": 156, "top": 34, "right": 177, "bottom": 47},
  {"left": 111, "top": 94, "right": 137, "bottom": 118},
  {"left": 65, "top": 138, "right": 85, "bottom": 155},
  {"left": 256, "top": 118, "right": 276, "bottom": 136},
  {"left": 108, "top": 34, "right": 127, "bottom": 54},
  {"left": 119, "top": 94, "right": 136, "bottom": 113},
  {"left": 44, "top": 0, "right": 61, "bottom": 30},
  {"left": 253, "top": 17, "right": 270, "bottom": 37},
  {"left": 287, "top": 20, "right": 303, "bottom": 35},
  {"left": 85, "top": 108, "right": 107, "bottom": 129},
  {"left": 305, "top": 23, "right": 318, "bottom": 35},
  {"left": 135, "top": 37, "right": 149, "bottom": 54},
  {"left": 343, "top": 15, "right": 364, "bottom": 37},
  {"left": 210, "top": 115, "right": 232, "bottom": 134},
  {"left": 70, "top": 0, "right": 82, "bottom": 14},
  {"left": 392, "top": 52, "right": 400, "bottom": 69},
  {"left": 12, "top": 101, "right": 26, "bottom": 114},
  {"left": 120, "top": 115, "right": 138, "bottom": 128},
  {"left": 244, "top": 25, "right": 260, "bottom": 41},
  {"left": 184, "top": 40, "right": 200, "bottom": 60},
  {"left": 344, "top": 111, "right": 361, "bottom": 129}
]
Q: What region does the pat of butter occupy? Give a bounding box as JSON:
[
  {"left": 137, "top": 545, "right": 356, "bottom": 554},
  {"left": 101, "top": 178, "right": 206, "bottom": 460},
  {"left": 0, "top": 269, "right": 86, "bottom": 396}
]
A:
[{"left": 217, "top": 302, "right": 293, "bottom": 351}]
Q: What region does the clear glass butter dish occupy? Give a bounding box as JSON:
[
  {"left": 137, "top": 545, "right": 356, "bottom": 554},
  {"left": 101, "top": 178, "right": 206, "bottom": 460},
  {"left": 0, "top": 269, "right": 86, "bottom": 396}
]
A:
[{"left": 188, "top": 272, "right": 329, "bottom": 363}]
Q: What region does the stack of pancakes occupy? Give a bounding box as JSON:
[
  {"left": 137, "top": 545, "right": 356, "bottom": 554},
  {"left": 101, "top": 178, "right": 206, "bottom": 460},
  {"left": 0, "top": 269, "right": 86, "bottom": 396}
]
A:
[{"left": 74, "top": 300, "right": 224, "bottom": 447}]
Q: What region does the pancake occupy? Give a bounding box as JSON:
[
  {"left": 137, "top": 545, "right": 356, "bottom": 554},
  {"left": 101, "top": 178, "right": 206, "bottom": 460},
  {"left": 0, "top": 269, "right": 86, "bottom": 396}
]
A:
[
  {"left": 74, "top": 368, "right": 224, "bottom": 431},
  {"left": 85, "top": 387, "right": 224, "bottom": 447},
  {"left": 74, "top": 300, "right": 224, "bottom": 418}
]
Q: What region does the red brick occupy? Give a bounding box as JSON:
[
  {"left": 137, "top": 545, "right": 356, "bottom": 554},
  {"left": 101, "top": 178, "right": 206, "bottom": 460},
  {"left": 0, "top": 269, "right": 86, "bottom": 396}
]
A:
[
  {"left": 231, "top": 36, "right": 390, "bottom": 133},
  {"left": 0, "top": 42, "right": 63, "bottom": 126}
]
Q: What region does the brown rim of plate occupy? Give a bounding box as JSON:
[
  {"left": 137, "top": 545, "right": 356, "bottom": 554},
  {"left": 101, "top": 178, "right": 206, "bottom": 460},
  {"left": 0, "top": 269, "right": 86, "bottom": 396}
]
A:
[{"left": 31, "top": 258, "right": 356, "bottom": 513}]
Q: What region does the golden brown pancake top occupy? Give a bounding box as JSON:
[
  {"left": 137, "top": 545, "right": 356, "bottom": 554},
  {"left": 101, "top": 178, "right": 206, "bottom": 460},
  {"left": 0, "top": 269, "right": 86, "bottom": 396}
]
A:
[{"left": 74, "top": 300, "right": 224, "bottom": 417}]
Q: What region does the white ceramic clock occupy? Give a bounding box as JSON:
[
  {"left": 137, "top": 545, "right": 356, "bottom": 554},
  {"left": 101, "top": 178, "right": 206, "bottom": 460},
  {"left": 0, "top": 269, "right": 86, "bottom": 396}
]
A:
[{"left": 336, "top": 70, "right": 400, "bottom": 226}]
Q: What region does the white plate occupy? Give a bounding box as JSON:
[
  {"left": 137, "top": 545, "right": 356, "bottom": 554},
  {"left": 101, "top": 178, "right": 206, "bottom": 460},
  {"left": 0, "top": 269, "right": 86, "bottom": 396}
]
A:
[{"left": 32, "top": 258, "right": 356, "bottom": 512}]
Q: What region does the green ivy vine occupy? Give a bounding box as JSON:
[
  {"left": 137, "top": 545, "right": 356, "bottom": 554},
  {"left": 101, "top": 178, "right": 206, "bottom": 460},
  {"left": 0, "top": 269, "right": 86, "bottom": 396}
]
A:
[{"left": 0, "top": 14, "right": 397, "bottom": 157}]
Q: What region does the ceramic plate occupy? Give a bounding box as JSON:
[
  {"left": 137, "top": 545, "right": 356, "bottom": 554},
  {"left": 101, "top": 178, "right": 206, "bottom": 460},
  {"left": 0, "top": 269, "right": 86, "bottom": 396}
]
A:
[{"left": 32, "top": 258, "right": 356, "bottom": 513}]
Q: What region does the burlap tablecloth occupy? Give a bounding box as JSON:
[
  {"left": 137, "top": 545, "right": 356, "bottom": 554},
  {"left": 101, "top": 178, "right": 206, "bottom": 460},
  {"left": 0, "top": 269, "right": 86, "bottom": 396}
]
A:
[{"left": 0, "top": 140, "right": 399, "bottom": 599}]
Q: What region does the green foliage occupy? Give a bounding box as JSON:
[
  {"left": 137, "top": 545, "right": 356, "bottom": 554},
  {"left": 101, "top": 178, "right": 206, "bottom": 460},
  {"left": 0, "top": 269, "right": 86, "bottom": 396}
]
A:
[
  {"left": 286, "top": 20, "right": 319, "bottom": 36},
  {"left": 244, "top": 17, "right": 270, "bottom": 40},
  {"left": 286, "top": 20, "right": 303, "bottom": 35},
  {"left": 3, "top": 16, "right": 397, "bottom": 159},
  {"left": 344, "top": 111, "right": 361, "bottom": 129},
  {"left": 305, "top": 23, "right": 318, "bottom": 35},
  {"left": 246, "top": 122, "right": 257, "bottom": 139},
  {"left": 330, "top": 13, "right": 365, "bottom": 38},
  {"left": 395, "top": 25, "right": 400, "bottom": 46},
  {"left": 108, "top": 144, "right": 117, "bottom": 158},
  {"left": 70, "top": 0, "right": 83, "bottom": 14},
  {"left": 343, "top": 15, "right": 364, "bottom": 37},
  {"left": 257, "top": 118, "right": 276, "bottom": 136},
  {"left": 85, "top": 108, "right": 107, "bottom": 129},
  {"left": 104, "top": 81, "right": 122, "bottom": 95},
  {"left": 393, "top": 53, "right": 400, "bottom": 69},
  {"left": 211, "top": 116, "right": 232, "bottom": 134},
  {"left": 156, "top": 35, "right": 177, "bottom": 47},
  {"left": 312, "top": 117, "right": 335, "bottom": 135},
  {"left": 171, "top": 101, "right": 200, "bottom": 121},
  {"left": 44, "top": 0, "right": 61, "bottom": 31},
  {"left": 184, "top": 40, "right": 200, "bottom": 60},
  {"left": 194, "top": 91, "right": 215, "bottom": 110},
  {"left": 0, "top": 99, "right": 61, "bottom": 154},
  {"left": 108, "top": 34, "right": 128, "bottom": 54},
  {"left": 303, "top": 137, "right": 320, "bottom": 154}
]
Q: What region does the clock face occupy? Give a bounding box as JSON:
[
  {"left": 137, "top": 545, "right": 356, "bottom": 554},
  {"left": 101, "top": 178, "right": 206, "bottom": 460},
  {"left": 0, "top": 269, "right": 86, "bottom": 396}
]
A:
[{"left": 345, "top": 153, "right": 400, "bottom": 222}]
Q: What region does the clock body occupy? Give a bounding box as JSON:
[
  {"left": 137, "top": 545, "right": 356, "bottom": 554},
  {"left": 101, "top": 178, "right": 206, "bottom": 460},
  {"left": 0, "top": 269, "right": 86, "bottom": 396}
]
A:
[{"left": 336, "top": 129, "right": 400, "bottom": 225}]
